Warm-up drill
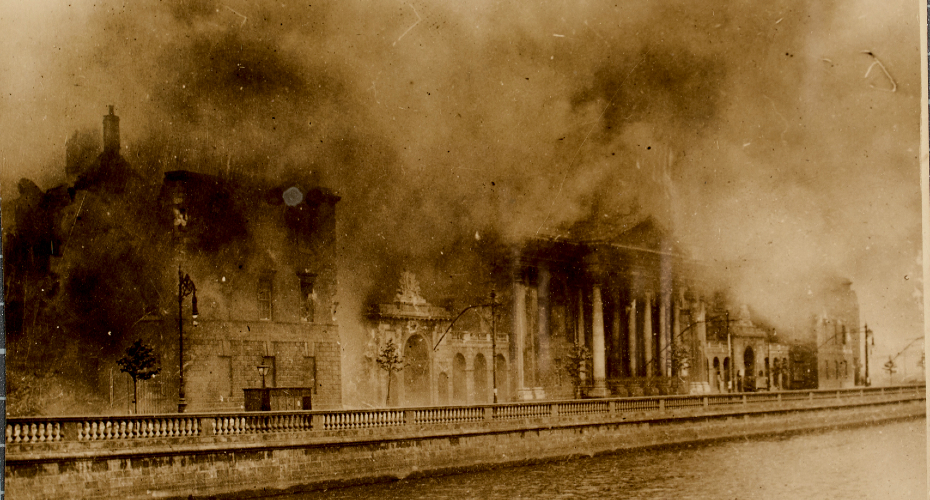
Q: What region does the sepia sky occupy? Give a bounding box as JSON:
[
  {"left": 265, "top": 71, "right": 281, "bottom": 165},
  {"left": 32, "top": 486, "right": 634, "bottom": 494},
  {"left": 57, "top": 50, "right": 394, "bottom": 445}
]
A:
[{"left": 0, "top": 1, "right": 924, "bottom": 375}]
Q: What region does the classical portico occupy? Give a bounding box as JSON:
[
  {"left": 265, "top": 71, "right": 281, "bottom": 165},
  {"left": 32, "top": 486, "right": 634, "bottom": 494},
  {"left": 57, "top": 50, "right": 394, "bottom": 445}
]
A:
[{"left": 508, "top": 217, "right": 711, "bottom": 399}]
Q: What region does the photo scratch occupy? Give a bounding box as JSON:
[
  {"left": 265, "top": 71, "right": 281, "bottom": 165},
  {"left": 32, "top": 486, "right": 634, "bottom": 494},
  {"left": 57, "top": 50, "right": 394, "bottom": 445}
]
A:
[{"left": 394, "top": 4, "right": 422, "bottom": 47}]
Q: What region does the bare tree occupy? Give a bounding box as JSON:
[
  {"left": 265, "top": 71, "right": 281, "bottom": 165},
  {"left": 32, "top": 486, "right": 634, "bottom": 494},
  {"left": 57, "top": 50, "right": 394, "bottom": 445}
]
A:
[
  {"left": 375, "top": 338, "right": 406, "bottom": 406},
  {"left": 118, "top": 340, "right": 161, "bottom": 414},
  {"left": 883, "top": 356, "right": 897, "bottom": 385}
]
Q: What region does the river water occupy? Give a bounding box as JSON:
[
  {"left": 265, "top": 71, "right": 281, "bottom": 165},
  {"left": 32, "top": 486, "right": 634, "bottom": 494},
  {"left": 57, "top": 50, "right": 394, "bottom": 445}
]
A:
[{"left": 281, "top": 419, "right": 926, "bottom": 500}]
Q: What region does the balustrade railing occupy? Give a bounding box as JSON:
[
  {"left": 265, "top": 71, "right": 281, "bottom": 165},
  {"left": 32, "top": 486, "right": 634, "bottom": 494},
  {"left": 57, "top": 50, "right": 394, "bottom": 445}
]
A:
[
  {"left": 664, "top": 396, "right": 705, "bottom": 409},
  {"left": 558, "top": 401, "right": 609, "bottom": 416},
  {"left": 494, "top": 403, "right": 551, "bottom": 420},
  {"left": 7, "top": 385, "right": 923, "bottom": 445},
  {"left": 414, "top": 407, "right": 484, "bottom": 425}
]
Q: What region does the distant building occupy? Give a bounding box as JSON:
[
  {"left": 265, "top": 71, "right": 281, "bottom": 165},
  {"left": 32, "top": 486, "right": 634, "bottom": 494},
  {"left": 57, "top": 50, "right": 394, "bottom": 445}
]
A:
[
  {"left": 809, "top": 278, "right": 861, "bottom": 389},
  {"left": 703, "top": 302, "right": 791, "bottom": 393}
]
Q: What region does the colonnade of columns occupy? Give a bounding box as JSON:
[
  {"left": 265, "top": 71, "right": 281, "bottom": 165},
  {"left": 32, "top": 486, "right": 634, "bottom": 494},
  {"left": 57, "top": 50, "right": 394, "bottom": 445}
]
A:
[{"left": 511, "top": 264, "right": 708, "bottom": 399}]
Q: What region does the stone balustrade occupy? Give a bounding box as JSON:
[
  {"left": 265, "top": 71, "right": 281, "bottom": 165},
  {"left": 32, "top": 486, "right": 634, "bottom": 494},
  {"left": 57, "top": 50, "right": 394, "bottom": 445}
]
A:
[{"left": 6, "top": 385, "right": 924, "bottom": 446}]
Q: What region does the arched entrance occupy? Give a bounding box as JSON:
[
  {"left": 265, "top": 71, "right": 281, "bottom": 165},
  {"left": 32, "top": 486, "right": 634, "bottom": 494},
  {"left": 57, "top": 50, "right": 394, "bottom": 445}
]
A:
[
  {"left": 403, "top": 335, "right": 430, "bottom": 406},
  {"left": 474, "top": 354, "right": 488, "bottom": 403},
  {"left": 723, "top": 357, "right": 731, "bottom": 390},
  {"left": 452, "top": 353, "right": 467, "bottom": 404},
  {"left": 743, "top": 347, "right": 755, "bottom": 391}
]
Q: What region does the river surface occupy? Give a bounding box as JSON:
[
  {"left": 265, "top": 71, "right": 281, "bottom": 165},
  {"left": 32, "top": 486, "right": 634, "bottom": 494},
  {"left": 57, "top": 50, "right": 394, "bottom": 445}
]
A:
[{"left": 279, "top": 419, "right": 926, "bottom": 500}]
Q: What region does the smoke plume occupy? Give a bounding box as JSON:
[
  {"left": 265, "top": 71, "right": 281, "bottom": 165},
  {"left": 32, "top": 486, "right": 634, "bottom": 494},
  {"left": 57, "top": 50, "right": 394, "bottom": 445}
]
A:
[{"left": 1, "top": 0, "right": 922, "bottom": 404}]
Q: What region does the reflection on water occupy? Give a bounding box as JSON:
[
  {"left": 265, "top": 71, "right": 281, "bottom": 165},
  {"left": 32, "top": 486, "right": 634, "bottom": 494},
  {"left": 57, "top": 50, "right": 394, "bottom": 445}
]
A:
[{"left": 279, "top": 419, "right": 926, "bottom": 500}]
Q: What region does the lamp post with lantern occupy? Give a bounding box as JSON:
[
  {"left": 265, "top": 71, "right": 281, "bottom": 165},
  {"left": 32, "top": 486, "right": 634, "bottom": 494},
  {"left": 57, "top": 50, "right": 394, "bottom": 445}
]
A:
[
  {"left": 257, "top": 364, "right": 271, "bottom": 411},
  {"left": 178, "top": 266, "right": 198, "bottom": 413}
]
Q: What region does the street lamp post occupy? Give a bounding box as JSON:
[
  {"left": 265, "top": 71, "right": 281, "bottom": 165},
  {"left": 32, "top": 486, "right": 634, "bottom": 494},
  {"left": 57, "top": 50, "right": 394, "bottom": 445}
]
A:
[
  {"left": 767, "top": 330, "right": 772, "bottom": 390},
  {"left": 863, "top": 323, "right": 872, "bottom": 387},
  {"left": 725, "top": 310, "right": 733, "bottom": 392},
  {"left": 257, "top": 364, "right": 271, "bottom": 411},
  {"left": 490, "top": 290, "right": 498, "bottom": 404},
  {"left": 178, "top": 265, "right": 198, "bottom": 413}
]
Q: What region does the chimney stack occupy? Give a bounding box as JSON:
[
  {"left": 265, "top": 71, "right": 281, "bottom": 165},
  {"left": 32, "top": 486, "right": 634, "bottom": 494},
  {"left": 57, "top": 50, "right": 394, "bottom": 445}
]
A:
[{"left": 103, "top": 104, "right": 120, "bottom": 154}]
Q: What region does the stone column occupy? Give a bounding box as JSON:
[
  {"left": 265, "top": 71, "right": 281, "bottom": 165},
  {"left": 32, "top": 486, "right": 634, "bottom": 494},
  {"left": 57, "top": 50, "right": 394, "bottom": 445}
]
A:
[
  {"left": 644, "top": 292, "right": 654, "bottom": 378},
  {"left": 577, "top": 288, "right": 586, "bottom": 385},
  {"left": 659, "top": 293, "right": 669, "bottom": 377},
  {"left": 537, "top": 265, "right": 550, "bottom": 393},
  {"left": 590, "top": 284, "right": 609, "bottom": 397},
  {"left": 526, "top": 284, "right": 538, "bottom": 391},
  {"left": 513, "top": 279, "right": 529, "bottom": 400},
  {"left": 695, "top": 300, "right": 708, "bottom": 385},
  {"left": 628, "top": 298, "right": 637, "bottom": 377},
  {"left": 430, "top": 349, "right": 439, "bottom": 405},
  {"left": 672, "top": 293, "right": 681, "bottom": 377},
  {"left": 611, "top": 287, "right": 622, "bottom": 379},
  {"left": 576, "top": 289, "right": 586, "bottom": 347}
]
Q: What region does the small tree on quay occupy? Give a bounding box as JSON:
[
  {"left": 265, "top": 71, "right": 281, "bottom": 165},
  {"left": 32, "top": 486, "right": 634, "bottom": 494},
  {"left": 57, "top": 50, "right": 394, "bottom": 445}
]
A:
[
  {"left": 564, "top": 341, "right": 592, "bottom": 399},
  {"left": 118, "top": 340, "right": 161, "bottom": 414},
  {"left": 883, "top": 356, "right": 897, "bottom": 385},
  {"left": 376, "top": 338, "right": 406, "bottom": 406}
]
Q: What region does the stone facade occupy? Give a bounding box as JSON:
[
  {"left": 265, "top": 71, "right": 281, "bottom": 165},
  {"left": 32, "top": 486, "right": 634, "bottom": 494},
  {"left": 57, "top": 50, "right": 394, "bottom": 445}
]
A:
[
  {"left": 156, "top": 170, "right": 343, "bottom": 411},
  {"left": 364, "top": 272, "right": 510, "bottom": 407},
  {"left": 3, "top": 107, "right": 342, "bottom": 415},
  {"left": 704, "top": 306, "right": 792, "bottom": 393}
]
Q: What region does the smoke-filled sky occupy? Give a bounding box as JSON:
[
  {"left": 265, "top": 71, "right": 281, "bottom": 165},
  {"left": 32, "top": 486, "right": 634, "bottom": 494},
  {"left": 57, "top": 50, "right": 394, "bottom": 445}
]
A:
[{"left": 1, "top": 1, "right": 923, "bottom": 374}]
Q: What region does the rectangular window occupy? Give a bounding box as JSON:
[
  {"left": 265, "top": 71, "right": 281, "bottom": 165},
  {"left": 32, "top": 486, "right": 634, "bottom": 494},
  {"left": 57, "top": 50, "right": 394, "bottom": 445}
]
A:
[
  {"left": 261, "top": 356, "right": 276, "bottom": 387},
  {"left": 299, "top": 274, "right": 316, "bottom": 323},
  {"left": 258, "top": 276, "right": 273, "bottom": 320}
]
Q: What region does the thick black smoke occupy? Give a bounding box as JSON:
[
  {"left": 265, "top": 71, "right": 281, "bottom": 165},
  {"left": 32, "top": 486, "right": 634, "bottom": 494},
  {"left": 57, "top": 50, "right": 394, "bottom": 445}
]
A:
[{"left": 1, "top": 0, "right": 922, "bottom": 404}]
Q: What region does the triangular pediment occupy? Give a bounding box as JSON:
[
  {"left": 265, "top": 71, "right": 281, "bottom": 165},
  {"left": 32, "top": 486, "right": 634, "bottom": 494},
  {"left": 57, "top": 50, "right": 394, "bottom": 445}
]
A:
[{"left": 611, "top": 216, "right": 674, "bottom": 253}]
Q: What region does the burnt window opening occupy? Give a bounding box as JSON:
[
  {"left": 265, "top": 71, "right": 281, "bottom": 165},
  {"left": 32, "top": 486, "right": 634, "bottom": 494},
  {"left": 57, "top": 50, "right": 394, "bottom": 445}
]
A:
[
  {"left": 258, "top": 276, "right": 273, "bottom": 320},
  {"left": 299, "top": 273, "right": 316, "bottom": 323}
]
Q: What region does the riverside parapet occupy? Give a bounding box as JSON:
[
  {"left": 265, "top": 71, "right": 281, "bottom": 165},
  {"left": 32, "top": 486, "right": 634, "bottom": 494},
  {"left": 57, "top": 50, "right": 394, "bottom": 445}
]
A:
[{"left": 6, "top": 385, "right": 925, "bottom": 499}]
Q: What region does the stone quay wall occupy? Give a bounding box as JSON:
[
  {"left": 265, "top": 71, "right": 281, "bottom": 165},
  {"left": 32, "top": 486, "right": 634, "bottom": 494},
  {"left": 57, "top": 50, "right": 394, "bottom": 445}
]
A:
[{"left": 6, "top": 385, "right": 925, "bottom": 499}]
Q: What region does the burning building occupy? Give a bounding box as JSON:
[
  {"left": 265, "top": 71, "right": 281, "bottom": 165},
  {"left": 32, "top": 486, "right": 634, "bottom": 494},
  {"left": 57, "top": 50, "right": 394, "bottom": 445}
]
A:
[
  {"left": 358, "top": 215, "right": 866, "bottom": 405},
  {"left": 360, "top": 215, "right": 712, "bottom": 405},
  {"left": 5, "top": 107, "right": 343, "bottom": 414}
]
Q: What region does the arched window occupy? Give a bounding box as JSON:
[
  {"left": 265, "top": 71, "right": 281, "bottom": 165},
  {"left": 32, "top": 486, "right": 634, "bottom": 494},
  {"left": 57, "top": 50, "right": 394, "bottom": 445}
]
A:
[
  {"left": 723, "top": 357, "right": 731, "bottom": 385},
  {"left": 404, "top": 335, "right": 430, "bottom": 407}
]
